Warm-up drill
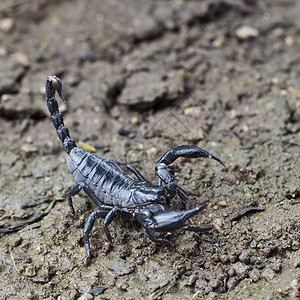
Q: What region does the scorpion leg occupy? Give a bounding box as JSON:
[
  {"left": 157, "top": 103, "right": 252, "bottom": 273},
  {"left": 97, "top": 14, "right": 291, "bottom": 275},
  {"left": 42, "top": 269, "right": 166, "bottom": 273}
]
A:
[
  {"left": 103, "top": 208, "right": 132, "bottom": 252},
  {"left": 109, "top": 159, "right": 150, "bottom": 183},
  {"left": 126, "top": 164, "right": 151, "bottom": 183},
  {"left": 66, "top": 182, "right": 84, "bottom": 216},
  {"left": 109, "top": 160, "right": 126, "bottom": 173},
  {"left": 83, "top": 210, "right": 110, "bottom": 266},
  {"left": 143, "top": 225, "right": 174, "bottom": 247}
]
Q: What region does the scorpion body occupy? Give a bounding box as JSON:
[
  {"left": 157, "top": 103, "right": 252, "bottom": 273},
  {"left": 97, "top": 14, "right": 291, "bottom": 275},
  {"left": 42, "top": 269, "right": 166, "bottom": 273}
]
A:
[{"left": 46, "top": 76, "right": 225, "bottom": 265}]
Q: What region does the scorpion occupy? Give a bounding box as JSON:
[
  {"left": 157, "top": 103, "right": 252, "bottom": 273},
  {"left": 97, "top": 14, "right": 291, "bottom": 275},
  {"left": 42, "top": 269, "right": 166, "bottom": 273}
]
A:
[{"left": 45, "top": 76, "right": 225, "bottom": 265}]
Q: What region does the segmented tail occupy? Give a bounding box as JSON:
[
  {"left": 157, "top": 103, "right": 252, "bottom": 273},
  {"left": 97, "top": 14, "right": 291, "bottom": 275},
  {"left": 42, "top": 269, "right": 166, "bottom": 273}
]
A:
[{"left": 46, "top": 76, "right": 76, "bottom": 154}]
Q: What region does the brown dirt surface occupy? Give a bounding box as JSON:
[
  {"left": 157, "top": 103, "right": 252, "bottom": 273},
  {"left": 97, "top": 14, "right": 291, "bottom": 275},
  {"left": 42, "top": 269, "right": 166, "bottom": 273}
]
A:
[{"left": 0, "top": 0, "right": 299, "bottom": 299}]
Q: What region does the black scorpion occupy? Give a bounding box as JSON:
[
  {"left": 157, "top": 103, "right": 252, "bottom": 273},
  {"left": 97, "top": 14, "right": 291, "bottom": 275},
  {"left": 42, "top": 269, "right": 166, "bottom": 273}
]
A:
[{"left": 46, "top": 76, "right": 225, "bottom": 265}]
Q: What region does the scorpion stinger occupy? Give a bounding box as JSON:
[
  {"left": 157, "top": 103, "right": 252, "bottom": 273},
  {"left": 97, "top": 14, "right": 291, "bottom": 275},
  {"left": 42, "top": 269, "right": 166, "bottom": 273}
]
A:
[{"left": 45, "top": 76, "right": 225, "bottom": 265}]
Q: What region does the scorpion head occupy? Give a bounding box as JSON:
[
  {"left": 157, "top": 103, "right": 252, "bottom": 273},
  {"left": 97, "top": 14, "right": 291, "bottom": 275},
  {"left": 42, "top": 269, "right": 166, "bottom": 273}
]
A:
[{"left": 132, "top": 185, "right": 167, "bottom": 206}]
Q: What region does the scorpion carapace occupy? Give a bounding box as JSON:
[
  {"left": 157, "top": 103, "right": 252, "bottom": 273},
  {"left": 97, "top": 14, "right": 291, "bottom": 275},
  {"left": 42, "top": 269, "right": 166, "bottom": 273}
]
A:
[{"left": 46, "top": 75, "right": 225, "bottom": 265}]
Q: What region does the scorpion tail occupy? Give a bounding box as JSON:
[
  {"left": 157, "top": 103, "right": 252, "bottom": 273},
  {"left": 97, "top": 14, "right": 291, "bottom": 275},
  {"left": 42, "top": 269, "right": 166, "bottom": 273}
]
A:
[{"left": 46, "top": 76, "right": 76, "bottom": 154}]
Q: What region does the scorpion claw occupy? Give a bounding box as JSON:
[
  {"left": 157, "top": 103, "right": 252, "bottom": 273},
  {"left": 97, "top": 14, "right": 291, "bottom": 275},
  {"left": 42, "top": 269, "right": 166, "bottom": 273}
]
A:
[
  {"left": 138, "top": 203, "right": 212, "bottom": 245},
  {"left": 156, "top": 145, "right": 225, "bottom": 185}
]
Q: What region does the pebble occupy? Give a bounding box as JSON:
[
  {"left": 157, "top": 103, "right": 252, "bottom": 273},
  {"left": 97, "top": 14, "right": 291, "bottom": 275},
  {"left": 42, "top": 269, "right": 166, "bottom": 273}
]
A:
[
  {"left": 232, "top": 262, "right": 250, "bottom": 278},
  {"left": 220, "top": 254, "right": 229, "bottom": 263},
  {"left": 34, "top": 246, "right": 42, "bottom": 255},
  {"left": 249, "top": 269, "right": 260, "bottom": 282},
  {"left": 77, "top": 293, "right": 94, "bottom": 300},
  {"left": 146, "top": 147, "right": 157, "bottom": 156},
  {"left": 188, "top": 273, "right": 199, "bottom": 285},
  {"left": 21, "top": 144, "right": 38, "bottom": 154},
  {"left": 228, "top": 267, "right": 235, "bottom": 277},
  {"left": 270, "top": 260, "right": 281, "bottom": 272},
  {"left": 25, "top": 265, "right": 36, "bottom": 277},
  {"left": 130, "top": 116, "right": 139, "bottom": 126},
  {"left": 261, "top": 268, "right": 276, "bottom": 281},
  {"left": 292, "top": 240, "right": 299, "bottom": 251},
  {"left": 54, "top": 185, "right": 63, "bottom": 191},
  {"left": 218, "top": 201, "right": 227, "bottom": 208},
  {"left": 0, "top": 47, "right": 7, "bottom": 56},
  {"left": 12, "top": 52, "right": 30, "bottom": 67},
  {"left": 195, "top": 279, "right": 208, "bottom": 290},
  {"left": 235, "top": 26, "right": 259, "bottom": 40},
  {"left": 209, "top": 279, "right": 221, "bottom": 289},
  {"left": 293, "top": 255, "right": 300, "bottom": 268},
  {"left": 212, "top": 36, "right": 226, "bottom": 48},
  {"left": 0, "top": 18, "right": 14, "bottom": 33},
  {"left": 213, "top": 218, "right": 223, "bottom": 231},
  {"left": 239, "top": 250, "right": 250, "bottom": 263}
]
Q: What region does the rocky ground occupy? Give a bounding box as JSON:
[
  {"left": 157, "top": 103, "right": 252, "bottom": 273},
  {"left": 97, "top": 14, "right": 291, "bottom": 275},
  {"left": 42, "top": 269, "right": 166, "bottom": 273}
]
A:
[{"left": 0, "top": 0, "right": 299, "bottom": 299}]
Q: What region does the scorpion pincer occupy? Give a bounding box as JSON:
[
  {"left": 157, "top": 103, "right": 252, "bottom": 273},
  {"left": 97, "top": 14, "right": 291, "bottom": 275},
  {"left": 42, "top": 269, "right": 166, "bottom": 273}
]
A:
[{"left": 45, "top": 75, "right": 225, "bottom": 265}]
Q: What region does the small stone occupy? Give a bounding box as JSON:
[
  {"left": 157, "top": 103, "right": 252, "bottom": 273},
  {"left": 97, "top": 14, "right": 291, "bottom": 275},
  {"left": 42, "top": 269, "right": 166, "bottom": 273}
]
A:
[
  {"left": 136, "top": 257, "right": 144, "bottom": 265},
  {"left": 195, "top": 279, "right": 208, "bottom": 290},
  {"left": 285, "top": 36, "right": 294, "bottom": 46},
  {"left": 270, "top": 260, "right": 281, "bottom": 272},
  {"left": 77, "top": 293, "right": 94, "bottom": 300},
  {"left": 12, "top": 52, "right": 30, "bottom": 67},
  {"left": 213, "top": 218, "right": 223, "bottom": 231},
  {"left": 249, "top": 269, "right": 260, "bottom": 282},
  {"left": 21, "top": 144, "right": 38, "bottom": 154},
  {"left": 130, "top": 116, "right": 139, "bottom": 126},
  {"left": 232, "top": 262, "right": 250, "bottom": 278},
  {"left": 228, "top": 254, "right": 237, "bottom": 263},
  {"left": 218, "top": 201, "right": 227, "bottom": 208},
  {"left": 146, "top": 147, "right": 157, "bottom": 156},
  {"left": 209, "top": 279, "right": 221, "bottom": 289},
  {"left": 220, "top": 254, "right": 229, "bottom": 263},
  {"left": 188, "top": 273, "right": 199, "bottom": 285},
  {"left": 212, "top": 36, "right": 226, "bottom": 48},
  {"left": 293, "top": 255, "right": 300, "bottom": 268},
  {"left": 235, "top": 26, "right": 259, "bottom": 40},
  {"left": 261, "top": 268, "right": 276, "bottom": 281},
  {"left": 25, "top": 265, "right": 36, "bottom": 277},
  {"left": 34, "top": 246, "right": 42, "bottom": 255},
  {"left": 239, "top": 250, "right": 250, "bottom": 263},
  {"left": 0, "top": 47, "right": 7, "bottom": 56},
  {"left": 292, "top": 240, "right": 299, "bottom": 251},
  {"left": 290, "top": 279, "right": 299, "bottom": 292},
  {"left": 183, "top": 106, "right": 201, "bottom": 117},
  {"left": 228, "top": 268, "right": 235, "bottom": 277},
  {"left": 0, "top": 18, "right": 14, "bottom": 33},
  {"left": 54, "top": 185, "right": 63, "bottom": 191},
  {"left": 89, "top": 287, "right": 107, "bottom": 296}
]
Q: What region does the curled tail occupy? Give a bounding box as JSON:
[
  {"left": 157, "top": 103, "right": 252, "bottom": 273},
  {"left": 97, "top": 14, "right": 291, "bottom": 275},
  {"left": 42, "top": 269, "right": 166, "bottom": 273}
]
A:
[{"left": 46, "top": 76, "right": 76, "bottom": 154}]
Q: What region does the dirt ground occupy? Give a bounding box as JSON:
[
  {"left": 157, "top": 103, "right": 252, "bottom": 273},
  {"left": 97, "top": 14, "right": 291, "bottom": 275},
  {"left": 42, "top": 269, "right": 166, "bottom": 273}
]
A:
[{"left": 0, "top": 0, "right": 299, "bottom": 299}]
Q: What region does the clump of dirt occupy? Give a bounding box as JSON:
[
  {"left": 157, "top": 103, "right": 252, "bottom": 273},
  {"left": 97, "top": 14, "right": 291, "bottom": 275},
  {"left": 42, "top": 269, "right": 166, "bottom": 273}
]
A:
[{"left": 0, "top": 0, "right": 299, "bottom": 299}]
